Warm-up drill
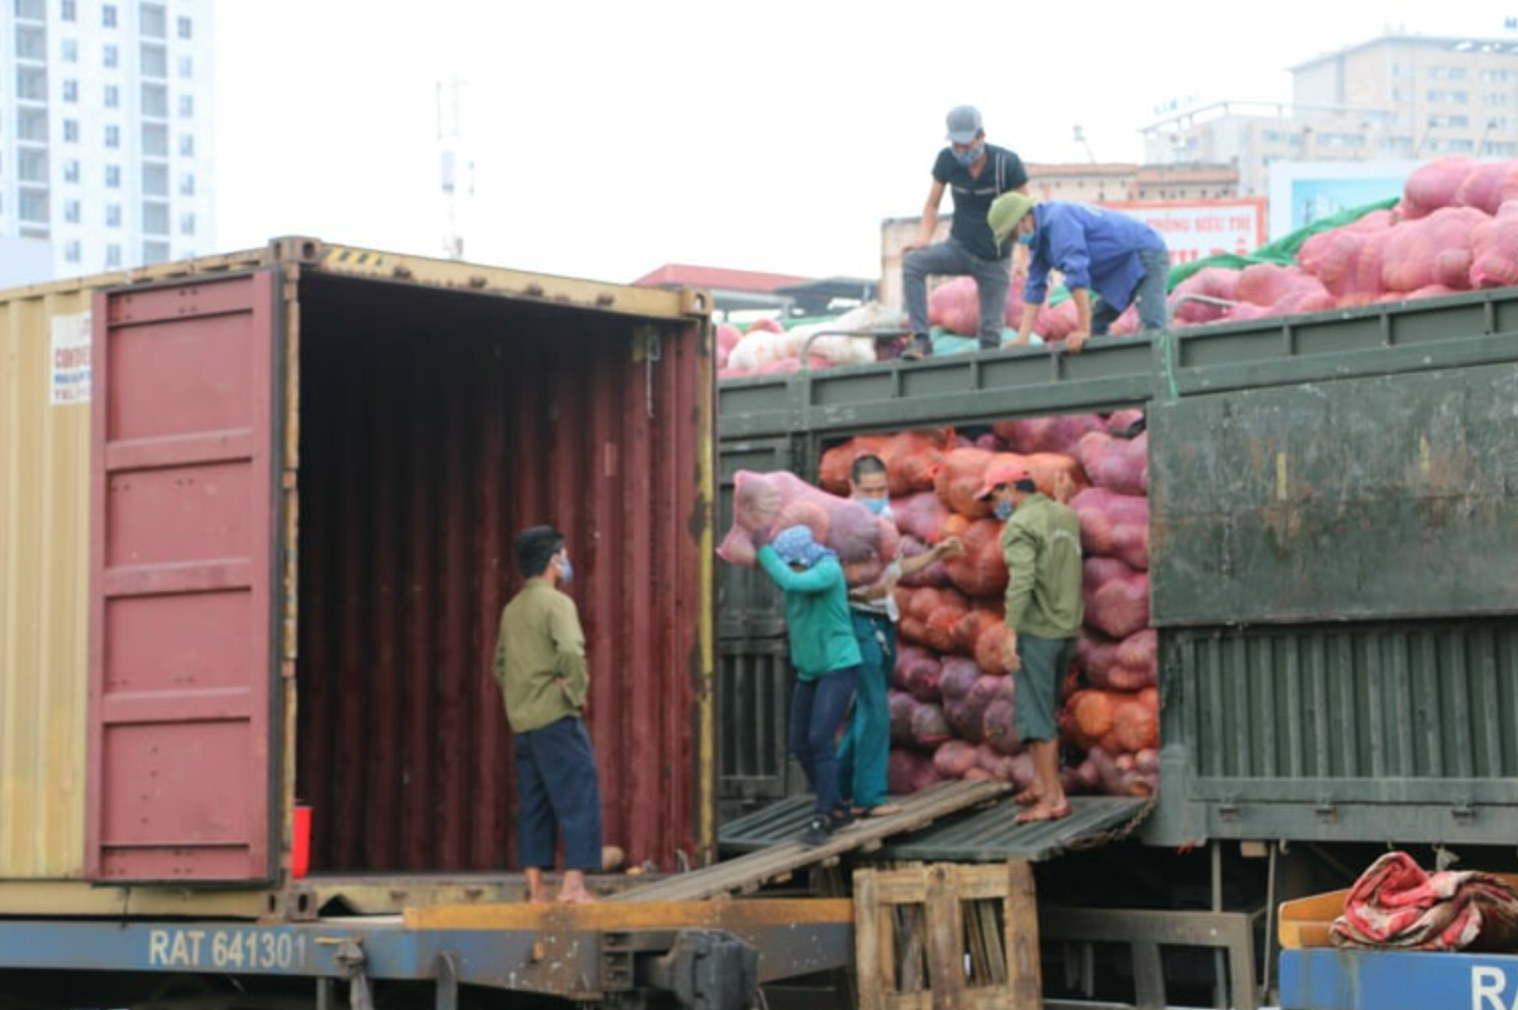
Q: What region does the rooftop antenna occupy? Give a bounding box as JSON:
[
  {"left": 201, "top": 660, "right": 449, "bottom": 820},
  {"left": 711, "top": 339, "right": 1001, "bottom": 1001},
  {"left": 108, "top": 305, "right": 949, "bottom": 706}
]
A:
[
  {"left": 1073, "top": 124, "right": 1097, "bottom": 163},
  {"left": 437, "top": 78, "right": 473, "bottom": 260}
]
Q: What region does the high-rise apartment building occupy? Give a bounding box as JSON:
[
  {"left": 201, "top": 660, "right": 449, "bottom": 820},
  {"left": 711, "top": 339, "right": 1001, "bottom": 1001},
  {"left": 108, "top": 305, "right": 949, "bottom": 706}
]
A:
[
  {"left": 1, "top": 0, "right": 214, "bottom": 279},
  {"left": 1141, "top": 34, "right": 1518, "bottom": 196}
]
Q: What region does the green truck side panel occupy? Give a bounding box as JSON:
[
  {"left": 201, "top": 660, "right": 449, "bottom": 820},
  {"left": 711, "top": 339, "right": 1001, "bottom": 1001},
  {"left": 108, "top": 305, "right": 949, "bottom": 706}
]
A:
[{"left": 1149, "top": 364, "right": 1518, "bottom": 625}]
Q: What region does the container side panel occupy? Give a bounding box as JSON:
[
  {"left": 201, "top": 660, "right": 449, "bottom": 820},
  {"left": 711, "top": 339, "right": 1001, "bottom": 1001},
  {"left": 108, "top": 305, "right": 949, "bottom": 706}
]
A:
[
  {"left": 1167, "top": 620, "right": 1518, "bottom": 842},
  {"left": 294, "top": 277, "right": 707, "bottom": 873},
  {"left": 88, "top": 273, "right": 280, "bottom": 883},
  {"left": 0, "top": 287, "right": 93, "bottom": 879},
  {"left": 1150, "top": 365, "right": 1518, "bottom": 625}
]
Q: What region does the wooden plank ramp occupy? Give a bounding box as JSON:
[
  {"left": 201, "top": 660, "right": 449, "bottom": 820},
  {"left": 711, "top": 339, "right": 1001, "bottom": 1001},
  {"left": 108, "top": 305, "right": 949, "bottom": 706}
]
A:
[{"left": 610, "top": 780, "right": 1010, "bottom": 903}]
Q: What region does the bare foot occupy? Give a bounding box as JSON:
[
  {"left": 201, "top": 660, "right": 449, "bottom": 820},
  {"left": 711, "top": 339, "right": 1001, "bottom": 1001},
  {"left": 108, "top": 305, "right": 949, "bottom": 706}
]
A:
[
  {"left": 557, "top": 889, "right": 599, "bottom": 904},
  {"left": 1013, "top": 788, "right": 1042, "bottom": 807},
  {"left": 1015, "top": 799, "right": 1072, "bottom": 825},
  {"left": 529, "top": 891, "right": 555, "bottom": 905}
]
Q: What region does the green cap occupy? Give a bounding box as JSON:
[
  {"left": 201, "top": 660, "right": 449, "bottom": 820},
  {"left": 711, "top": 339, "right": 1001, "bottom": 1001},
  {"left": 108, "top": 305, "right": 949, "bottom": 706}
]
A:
[{"left": 988, "top": 191, "right": 1039, "bottom": 247}]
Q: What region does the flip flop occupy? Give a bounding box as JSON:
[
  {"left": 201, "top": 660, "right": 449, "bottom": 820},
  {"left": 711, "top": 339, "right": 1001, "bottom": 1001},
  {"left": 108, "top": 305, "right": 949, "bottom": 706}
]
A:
[{"left": 1015, "top": 801, "right": 1072, "bottom": 825}]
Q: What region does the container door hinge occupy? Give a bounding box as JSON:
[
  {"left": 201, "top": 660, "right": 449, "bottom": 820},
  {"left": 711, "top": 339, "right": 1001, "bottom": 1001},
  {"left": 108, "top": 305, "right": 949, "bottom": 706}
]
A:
[
  {"left": 1314, "top": 799, "right": 1338, "bottom": 823},
  {"left": 1451, "top": 800, "right": 1476, "bottom": 824},
  {"left": 1217, "top": 800, "right": 1241, "bottom": 823},
  {"left": 635, "top": 326, "right": 663, "bottom": 419}
]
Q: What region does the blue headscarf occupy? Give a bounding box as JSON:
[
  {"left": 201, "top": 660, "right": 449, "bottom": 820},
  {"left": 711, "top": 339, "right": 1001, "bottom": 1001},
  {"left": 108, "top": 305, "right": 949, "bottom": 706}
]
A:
[{"left": 771, "top": 525, "right": 836, "bottom": 569}]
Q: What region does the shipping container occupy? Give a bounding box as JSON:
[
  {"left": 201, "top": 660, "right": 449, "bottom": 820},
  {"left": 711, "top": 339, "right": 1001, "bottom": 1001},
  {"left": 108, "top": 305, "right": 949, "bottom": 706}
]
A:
[
  {"left": 0, "top": 238, "right": 717, "bottom": 917},
  {"left": 715, "top": 288, "right": 1518, "bottom": 847}
]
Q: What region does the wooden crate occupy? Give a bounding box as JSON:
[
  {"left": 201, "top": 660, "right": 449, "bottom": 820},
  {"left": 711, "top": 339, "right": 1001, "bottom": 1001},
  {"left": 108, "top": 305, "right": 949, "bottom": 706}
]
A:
[{"left": 853, "top": 861, "right": 1041, "bottom": 1010}]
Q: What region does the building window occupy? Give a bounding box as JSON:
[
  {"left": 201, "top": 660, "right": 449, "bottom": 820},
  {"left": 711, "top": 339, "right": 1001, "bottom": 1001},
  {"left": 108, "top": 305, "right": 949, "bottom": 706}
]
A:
[
  {"left": 1485, "top": 92, "right": 1511, "bottom": 106},
  {"left": 1449, "top": 114, "right": 1470, "bottom": 128},
  {"left": 179, "top": 172, "right": 195, "bottom": 196},
  {"left": 142, "top": 202, "right": 168, "bottom": 235},
  {"left": 142, "top": 122, "right": 168, "bottom": 156},
  {"left": 61, "top": 37, "right": 78, "bottom": 62},
  {"left": 1447, "top": 66, "right": 1469, "bottom": 81},
  {"left": 16, "top": 26, "right": 47, "bottom": 60},
  {"left": 139, "top": 3, "right": 165, "bottom": 37},
  {"left": 1428, "top": 90, "right": 1447, "bottom": 104},
  {"left": 102, "top": 3, "right": 115, "bottom": 27},
  {"left": 19, "top": 148, "right": 49, "bottom": 182},
  {"left": 15, "top": 0, "right": 44, "bottom": 18},
  {"left": 177, "top": 14, "right": 192, "bottom": 38},
  {"left": 64, "top": 239, "right": 82, "bottom": 263},
  {"left": 141, "top": 43, "right": 167, "bottom": 78},
  {"left": 178, "top": 93, "right": 193, "bottom": 117},
  {"left": 18, "top": 106, "right": 48, "bottom": 140},
  {"left": 64, "top": 198, "right": 80, "bottom": 223},
  {"left": 1484, "top": 141, "right": 1518, "bottom": 157},
  {"left": 105, "top": 83, "right": 119, "bottom": 107},
  {"left": 61, "top": 0, "right": 76, "bottom": 19},
  {"left": 177, "top": 54, "right": 193, "bottom": 79},
  {"left": 105, "top": 164, "right": 121, "bottom": 187},
  {"left": 63, "top": 118, "right": 79, "bottom": 141},
  {"left": 1451, "top": 91, "right": 1470, "bottom": 104},
  {"left": 103, "top": 44, "right": 118, "bottom": 68},
  {"left": 179, "top": 133, "right": 194, "bottom": 157},
  {"left": 141, "top": 82, "right": 167, "bottom": 117},
  {"left": 107, "top": 204, "right": 122, "bottom": 227},
  {"left": 143, "top": 162, "right": 167, "bottom": 196},
  {"left": 19, "top": 189, "right": 49, "bottom": 223},
  {"left": 63, "top": 158, "right": 80, "bottom": 182},
  {"left": 1481, "top": 68, "right": 1517, "bottom": 84},
  {"left": 105, "top": 124, "right": 120, "bottom": 148},
  {"left": 105, "top": 244, "right": 122, "bottom": 268},
  {"left": 179, "top": 211, "right": 195, "bottom": 236},
  {"left": 17, "top": 65, "right": 48, "bottom": 101},
  {"left": 62, "top": 79, "right": 79, "bottom": 102},
  {"left": 143, "top": 240, "right": 170, "bottom": 264}
]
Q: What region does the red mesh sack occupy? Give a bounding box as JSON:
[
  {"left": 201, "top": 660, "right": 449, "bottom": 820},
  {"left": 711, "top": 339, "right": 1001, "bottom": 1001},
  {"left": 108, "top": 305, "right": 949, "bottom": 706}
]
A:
[
  {"left": 718, "top": 470, "right": 899, "bottom": 582},
  {"left": 1401, "top": 156, "right": 1476, "bottom": 220},
  {"left": 1076, "top": 431, "right": 1148, "bottom": 496},
  {"left": 1083, "top": 557, "right": 1151, "bottom": 639},
  {"left": 1071, "top": 486, "right": 1150, "bottom": 570},
  {"left": 942, "top": 517, "right": 1009, "bottom": 598}
]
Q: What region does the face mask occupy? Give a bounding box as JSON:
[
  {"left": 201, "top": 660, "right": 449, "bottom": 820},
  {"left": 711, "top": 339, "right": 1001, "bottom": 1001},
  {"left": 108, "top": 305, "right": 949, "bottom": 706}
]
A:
[
  {"left": 1016, "top": 231, "right": 1035, "bottom": 247},
  {"left": 860, "top": 497, "right": 888, "bottom": 515},
  {"left": 993, "top": 500, "right": 1014, "bottom": 521},
  {"left": 953, "top": 142, "right": 985, "bottom": 167},
  {"left": 558, "top": 556, "right": 574, "bottom": 587}
]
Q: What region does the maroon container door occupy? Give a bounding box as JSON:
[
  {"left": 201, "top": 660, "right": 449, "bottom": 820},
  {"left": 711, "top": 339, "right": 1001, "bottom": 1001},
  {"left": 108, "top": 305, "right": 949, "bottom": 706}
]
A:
[{"left": 87, "top": 272, "right": 281, "bottom": 883}]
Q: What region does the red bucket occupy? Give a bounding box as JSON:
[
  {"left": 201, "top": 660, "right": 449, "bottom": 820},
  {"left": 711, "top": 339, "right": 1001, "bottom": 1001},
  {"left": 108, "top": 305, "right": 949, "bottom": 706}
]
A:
[{"left": 291, "top": 803, "right": 312, "bottom": 879}]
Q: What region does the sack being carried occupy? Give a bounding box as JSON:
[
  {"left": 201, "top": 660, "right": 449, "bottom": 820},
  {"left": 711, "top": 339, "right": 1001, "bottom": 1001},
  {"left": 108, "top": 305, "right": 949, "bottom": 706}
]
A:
[{"left": 718, "top": 470, "right": 900, "bottom": 585}]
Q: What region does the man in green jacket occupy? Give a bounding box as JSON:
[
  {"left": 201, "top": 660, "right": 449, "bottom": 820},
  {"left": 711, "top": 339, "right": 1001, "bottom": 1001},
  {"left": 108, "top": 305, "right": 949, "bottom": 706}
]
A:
[
  {"left": 978, "top": 462, "right": 1084, "bottom": 825},
  {"left": 757, "top": 524, "right": 863, "bottom": 845},
  {"left": 493, "top": 525, "right": 601, "bottom": 903}
]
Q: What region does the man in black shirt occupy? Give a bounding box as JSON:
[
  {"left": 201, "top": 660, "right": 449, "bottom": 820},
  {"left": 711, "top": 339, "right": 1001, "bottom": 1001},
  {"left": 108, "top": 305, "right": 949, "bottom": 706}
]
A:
[{"left": 901, "top": 105, "right": 1029, "bottom": 358}]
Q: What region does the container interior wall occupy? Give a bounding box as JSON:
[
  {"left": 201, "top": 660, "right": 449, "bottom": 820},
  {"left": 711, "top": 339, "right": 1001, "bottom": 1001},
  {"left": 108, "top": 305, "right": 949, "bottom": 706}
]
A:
[
  {"left": 0, "top": 287, "right": 92, "bottom": 879},
  {"left": 294, "top": 274, "right": 707, "bottom": 874}
]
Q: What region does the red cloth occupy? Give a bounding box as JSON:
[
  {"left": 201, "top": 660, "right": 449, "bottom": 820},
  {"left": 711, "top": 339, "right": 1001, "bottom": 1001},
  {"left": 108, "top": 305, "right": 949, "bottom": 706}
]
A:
[{"left": 1331, "top": 851, "right": 1518, "bottom": 951}]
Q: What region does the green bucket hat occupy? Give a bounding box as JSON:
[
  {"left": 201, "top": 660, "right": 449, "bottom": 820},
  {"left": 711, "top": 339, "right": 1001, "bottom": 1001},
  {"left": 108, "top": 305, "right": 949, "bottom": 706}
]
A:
[{"left": 988, "top": 191, "right": 1039, "bottom": 247}]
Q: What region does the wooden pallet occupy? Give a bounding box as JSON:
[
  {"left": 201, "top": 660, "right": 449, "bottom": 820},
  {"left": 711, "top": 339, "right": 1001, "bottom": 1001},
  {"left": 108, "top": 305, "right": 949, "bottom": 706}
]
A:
[
  {"left": 610, "top": 780, "right": 1009, "bottom": 903},
  {"left": 854, "top": 861, "right": 1041, "bottom": 1010}
]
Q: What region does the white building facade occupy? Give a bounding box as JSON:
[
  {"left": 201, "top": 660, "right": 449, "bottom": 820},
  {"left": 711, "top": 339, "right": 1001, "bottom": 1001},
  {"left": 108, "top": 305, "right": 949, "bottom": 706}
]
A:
[{"left": 1, "top": 0, "right": 214, "bottom": 279}]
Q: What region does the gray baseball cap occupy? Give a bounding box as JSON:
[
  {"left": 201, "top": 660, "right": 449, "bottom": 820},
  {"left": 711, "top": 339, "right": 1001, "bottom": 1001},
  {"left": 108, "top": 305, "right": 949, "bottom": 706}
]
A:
[{"left": 946, "top": 105, "right": 983, "bottom": 144}]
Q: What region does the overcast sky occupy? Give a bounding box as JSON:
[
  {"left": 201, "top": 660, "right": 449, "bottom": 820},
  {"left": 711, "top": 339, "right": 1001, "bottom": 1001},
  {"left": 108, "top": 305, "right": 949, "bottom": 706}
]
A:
[{"left": 212, "top": 1, "right": 1515, "bottom": 284}]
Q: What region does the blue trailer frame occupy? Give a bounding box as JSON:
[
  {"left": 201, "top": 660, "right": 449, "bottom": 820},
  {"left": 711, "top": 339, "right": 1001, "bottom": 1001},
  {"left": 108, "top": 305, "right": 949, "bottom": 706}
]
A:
[
  {"left": 1280, "top": 948, "right": 1518, "bottom": 1010},
  {"left": 0, "top": 915, "right": 853, "bottom": 1009}
]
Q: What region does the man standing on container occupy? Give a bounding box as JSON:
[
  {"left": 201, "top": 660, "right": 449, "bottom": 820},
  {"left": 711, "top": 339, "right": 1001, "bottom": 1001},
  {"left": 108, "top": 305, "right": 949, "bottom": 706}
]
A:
[
  {"left": 840, "top": 454, "right": 963, "bottom": 817},
  {"left": 988, "top": 192, "right": 1170, "bottom": 354},
  {"left": 901, "top": 105, "right": 1029, "bottom": 359},
  {"left": 978, "top": 463, "right": 1083, "bottom": 824},
  {"left": 493, "top": 525, "right": 601, "bottom": 903}
]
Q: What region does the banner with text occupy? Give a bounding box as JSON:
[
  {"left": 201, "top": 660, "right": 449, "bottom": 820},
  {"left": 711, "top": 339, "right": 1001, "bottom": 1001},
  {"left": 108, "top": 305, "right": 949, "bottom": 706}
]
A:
[{"left": 1102, "top": 199, "right": 1268, "bottom": 266}]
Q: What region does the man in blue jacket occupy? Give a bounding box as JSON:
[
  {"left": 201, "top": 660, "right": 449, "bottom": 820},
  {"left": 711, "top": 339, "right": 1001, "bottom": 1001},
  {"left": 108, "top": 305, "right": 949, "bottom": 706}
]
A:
[{"left": 988, "top": 192, "right": 1170, "bottom": 354}]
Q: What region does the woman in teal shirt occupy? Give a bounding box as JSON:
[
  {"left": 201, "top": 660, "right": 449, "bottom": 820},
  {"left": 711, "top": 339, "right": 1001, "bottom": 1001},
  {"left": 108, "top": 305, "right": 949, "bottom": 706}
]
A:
[{"left": 757, "top": 525, "right": 863, "bottom": 845}]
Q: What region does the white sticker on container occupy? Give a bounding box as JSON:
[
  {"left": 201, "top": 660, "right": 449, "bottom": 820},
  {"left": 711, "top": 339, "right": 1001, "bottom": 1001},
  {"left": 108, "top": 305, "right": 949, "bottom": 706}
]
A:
[{"left": 50, "top": 312, "right": 92, "bottom": 405}]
